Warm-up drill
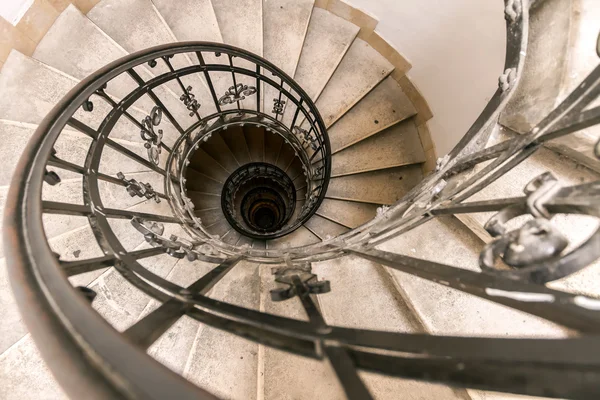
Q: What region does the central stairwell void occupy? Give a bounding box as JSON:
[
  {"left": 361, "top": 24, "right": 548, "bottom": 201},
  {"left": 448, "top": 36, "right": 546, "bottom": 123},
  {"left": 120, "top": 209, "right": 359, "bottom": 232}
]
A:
[{"left": 3, "top": 0, "right": 600, "bottom": 399}]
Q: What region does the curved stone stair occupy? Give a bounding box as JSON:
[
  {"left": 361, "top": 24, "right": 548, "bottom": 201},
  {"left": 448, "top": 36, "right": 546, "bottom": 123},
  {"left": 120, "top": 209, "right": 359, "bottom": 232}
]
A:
[{"left": 1, "top": 0, "right": 598, "bottom": 399}]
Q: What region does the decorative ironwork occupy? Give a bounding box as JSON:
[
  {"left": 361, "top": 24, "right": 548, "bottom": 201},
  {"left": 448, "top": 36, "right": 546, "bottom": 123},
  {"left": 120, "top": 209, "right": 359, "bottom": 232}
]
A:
[
  {"left": 293, "top": 126, "right": 318, "bottom": 150},
  {"left": 270, "top": 263, "right": 331, "bottom": 301},
  {"left": 116, "top": 172, "right": 160, "bottom": 203},
  {"left": 140, "top": 106, "right": 163, "bottom": 166},
  {"left": 498, "top": 68, "right": 517, "bottom": 92},
  {"left": 504, "top": 0, "right": 521, "bottom": 23},
  {"left": 272, "top": 98, "right": 285, "bottom": 115},
  {"left": 179, "top": 86, "right": 201, "bottom": 117},
  {"left": 218, "top": 83, "right": 257, "bottom": 105}
]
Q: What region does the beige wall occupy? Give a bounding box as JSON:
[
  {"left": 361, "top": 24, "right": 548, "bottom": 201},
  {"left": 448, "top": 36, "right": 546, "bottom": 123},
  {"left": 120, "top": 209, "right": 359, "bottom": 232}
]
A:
[{"left": 346, "top": 0, "right": 506, "bottom": 156}]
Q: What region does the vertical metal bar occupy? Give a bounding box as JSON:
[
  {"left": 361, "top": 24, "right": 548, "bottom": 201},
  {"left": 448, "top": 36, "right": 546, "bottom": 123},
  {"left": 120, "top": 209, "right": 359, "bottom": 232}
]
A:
[
  {"left": 256, "top": 63, "right": 261, "bottom": 113},
  {"left": 127, "top": 68, "right": 186, "bottom": 135},
  {"left": 228, "top": 55, "right": 241, "bottom": 110},
  {"left": 290, "top": 99, "right": 303, "bottom": 130},
  {"left": 196, "top": 52, "right": 222, "bottom": 114},
  {"left": 161, "top": 55, "right": 203, "bottom": 121},
  {"left": 324, "top": 346, "right": 374, "bottom": 400}
]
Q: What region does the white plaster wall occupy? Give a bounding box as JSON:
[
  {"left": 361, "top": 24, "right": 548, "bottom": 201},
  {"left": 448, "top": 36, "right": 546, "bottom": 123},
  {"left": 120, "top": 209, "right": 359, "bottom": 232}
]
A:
[
  {"left": 0, "top": 0, "right": 33, "bottom": 25},
  {"left": 346, "top": 0, "right": 506, "bottom": 156}
]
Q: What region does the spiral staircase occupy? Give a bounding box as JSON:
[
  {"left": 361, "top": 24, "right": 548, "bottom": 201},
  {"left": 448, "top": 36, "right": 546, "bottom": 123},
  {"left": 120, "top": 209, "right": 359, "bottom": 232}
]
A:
[{"left": 2, "top": 0, "right": 600, "bottom": 399}]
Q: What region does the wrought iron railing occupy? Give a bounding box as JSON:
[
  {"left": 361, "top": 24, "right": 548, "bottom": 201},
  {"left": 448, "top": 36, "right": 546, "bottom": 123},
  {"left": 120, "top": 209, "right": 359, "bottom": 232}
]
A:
[{"left": 4, "top": 2, "right": 600, "bottom": 399}]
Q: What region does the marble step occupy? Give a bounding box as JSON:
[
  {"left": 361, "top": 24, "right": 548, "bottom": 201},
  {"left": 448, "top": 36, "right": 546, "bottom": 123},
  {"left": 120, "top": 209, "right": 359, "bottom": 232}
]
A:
[
  {"left": 87, "top": 0, "right": 217, "bottom": 125},
  {"left": 185, "top": 168, "right": 223, "bottom": 195},
  {"left": 244, "top": 125, "right": 265, "bottom": 163},
  {"left": 328, "top": 76, "right": 416, "bottom": 153},
  {"left": 314, "top": 38, "right": 394, "bottom": 128},
  {"left": 266, "top": 225, "right": 320, "bottom": 249},
  {"left": 331, "top": 118, "right": 425, "bottom": 177},
  {"left": 303, "top": 214, "right": 349, "bottom": 240},
  {"left": 200, "top": 131, "right": 239, "bottom": 173},
  {"left": 211, "top": 0, "right": 263, "bottom": 57},
  {"left": 188, "top": 147, "right": 230, "bottom": 183},
  {"left": 316, "top": 198, "right": 379, "bottom": 229},
  {"left": 151, "top": 0, "right": 222, "bottom": 42},
  {"left": 183, "top": 260, "right": 261, "bottom": 399},
  {"left": 293, "top": 8, "right": 358, "bottom": 100},
  {"left": 263, "top": 0, "right": 314, "bottom": 77},
  {"left": 312, "top": 255, "right": 468, "bottom": 399},
  {"left": 326, "top": 165, "right": 423, "bottom": 205},
  {"left": 219, "top": 126, "right": 252, "bottom": 166}
]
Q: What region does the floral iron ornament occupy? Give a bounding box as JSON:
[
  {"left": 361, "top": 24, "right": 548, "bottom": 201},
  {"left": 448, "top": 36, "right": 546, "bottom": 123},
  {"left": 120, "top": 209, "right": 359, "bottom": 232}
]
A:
[{"left": 218, "top": 83, "right": 257, "bottom": 105}]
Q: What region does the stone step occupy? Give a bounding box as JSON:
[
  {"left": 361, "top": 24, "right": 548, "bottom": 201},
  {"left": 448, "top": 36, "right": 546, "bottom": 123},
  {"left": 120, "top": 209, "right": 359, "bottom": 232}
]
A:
[
  {"left": 87, "top": 0, "right": 216, "bottom": 125},
  {"left": 259, "top": 263, "right": 346, "bottom": 399},
  {"left": 0, "top": 51, "right": 180, "bottom": 146},
  {"left": 264, "top": 131, "right": 284, "bottom": 165},
  {"left": 185, "top": 168, "right": 223, "bottom": 195},
  {"left": 188, "top": 192, "right": 221, "bottom": 211},
  {"left": 331, "top": 118, "right": 424, "bottom": 177},
  {"left": 292, "top": 8, "right": 358, "bottom": 100},
  {"left": 207, "top": 218, "right": 233, "bottom": 238},
  {"left": 0, "top": 335, "right": 67, "bottom": 400},
  {"left": 376, "top": 216, "right": 570, "bottom": 399},
  {"left": 30, "top": 3, "right": 183, "bottom": 123},
  {"left": 148, "top": 258, "right": 217, "bottom": 374},
  {"left": 194, "top": 208, "right": 226, "bottom": 227},
  {"left": 316, "top": 198, "right": 378, "bottom": 229},
  {"left": 328, "top": 76, "right": 416, "bottom": 153},
  {"left": 303, "top": 214, "right": 349, "bottom": 240},
  {"left": 151, "top": 0, "right": 222, "bottom": 42},
  {"left": 266, "top": 225, "right": 319, "bottom": 249},
  {"left": 261, "top": 0, "right": 314, "bottom": 121},
  {"left": 312, "top": 255, "right": 468, "bottom": 399},
  {"left": 244, "top": 125, "right": 265, "bottom": 163},
  {"left": 314, "top": 38, "right": 395, "bottom": 128},
  {"left": 263, "top": 0, "right": 314, "bottom": 77},
  {"left": 188, "top": 147, "right": 230, "bottom": 183},
  {"left": 199, "top": 131, "right": 240, "bottom": 173},
  {"left": 222, "top": 229, "right": 242, "bottom": 245},
  {"left": 183, "top": 260, "right": 261, "bottom": 399},
  {"left": 326, "top": 165, "right": 423, "bottom": 205},
  {"left": 219, "top": 126, "right": 252, "bottom": 166},
  {"left": 0, "top": 258, "right": 27, "bottom": 355},
  {"left": 277, "top": 142, "right": 298, "bottom": 173},
  {"left": 211, "top": 0, "right": 263, "bottom": 57}
]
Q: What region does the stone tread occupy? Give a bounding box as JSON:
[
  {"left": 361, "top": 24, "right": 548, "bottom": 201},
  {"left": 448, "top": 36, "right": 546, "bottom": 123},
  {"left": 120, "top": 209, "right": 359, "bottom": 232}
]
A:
[
  {"left": 312, "top": 255, "right": 466, "bottom": 399},
  {"left": 263, "top": 0, "right": 314, "bottom": 77},
  {"left": 266, "top": 225, "right": 320, "bottom": 249},
  {"left": 264, "top": 131, "right": 284, "bottom": 165},
  {"left": 328, "top": 76, "right": 417, "bottom": 153},
  {"left": 188, "top": 147, "right": 230, "bottom": 183},
  {"left": 188, "top": 192, "right": 221, "bottom": 211},
  {"left": 377, "top": 216, "right": 569, "bottom": 338},
  {"left": 293, "top": 8, "right": 359, "bottom": 100},
  {"left": 331, "top": 118, "right": 425, "bottom": 177},
  {"left": 151, "top": 0, "right": 222, "bottom": 42},
  {"left": 326, "top": 164, "right": 423, "bottom": 205},
  {"left": 211, "top": 0, "right": 263, "bottom": 56},
  {"left": 314, "top": 38, "right": 395, "bottom": 128},
  {"left": 219, "top": 127, "right": 252, "bottom": 166},
  {"left": 303, "top": 214, "right": 349, "bottom": 240},
  {"left": 316, "top": 198, "right": 379, "bottom": 229},
  {"left": 194, "top": 208, "right": 227, "bottom": 227},
  {"left": 244, "top": 125, "right": 265, "bottom": 163},
  {"left": 185, "top": 168, "right": 223, "bottom": 195},
  {"left": 87, "top": 0, "right": 216, "bottom": 123},
  {"left": 199, "top": 132, "right": 239, "bottom": 173},
  {"left": 183, "top": 261, "right": 260, "bottom": 399}
]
